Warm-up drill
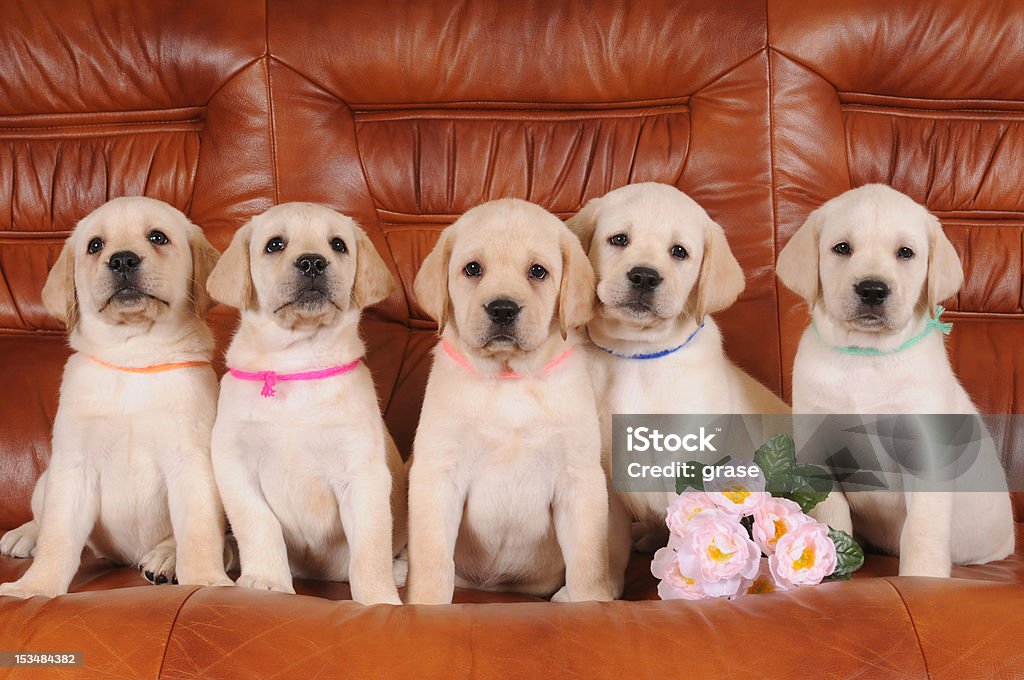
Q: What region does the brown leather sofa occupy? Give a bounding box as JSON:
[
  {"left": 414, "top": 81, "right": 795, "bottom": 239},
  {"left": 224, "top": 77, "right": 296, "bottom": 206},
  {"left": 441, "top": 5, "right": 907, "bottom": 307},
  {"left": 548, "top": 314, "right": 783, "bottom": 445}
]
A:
[{"left": 1, "top": 1, "right": 1022, "bottom": 678}]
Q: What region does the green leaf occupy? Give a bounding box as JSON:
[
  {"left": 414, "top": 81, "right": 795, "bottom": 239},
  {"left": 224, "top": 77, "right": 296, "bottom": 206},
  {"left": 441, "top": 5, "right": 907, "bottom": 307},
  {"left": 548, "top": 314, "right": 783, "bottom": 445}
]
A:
[
  {"left": 784, "top": 463, "right": 834, "bottom": 512},
  {"left": 787, "top": 488, "right": 830, "bottom": 514},
  {"left": 675, "top": 463, "right": 704, "bottom": 493},
  {"left": 753, "top": 434, "right": 797, "bottom": 494},
  {"left": 674, "top": 456, "right": 732, "bottom": 494},
  {"left": 827, "top": 528, "right": 865, "bottom": 580}
]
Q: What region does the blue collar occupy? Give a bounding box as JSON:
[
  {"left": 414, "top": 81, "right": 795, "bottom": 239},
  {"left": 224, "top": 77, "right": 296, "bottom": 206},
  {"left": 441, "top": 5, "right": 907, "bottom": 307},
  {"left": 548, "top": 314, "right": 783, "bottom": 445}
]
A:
[{"left": 593, "top": 321, "right": 706, "bottom": 360}]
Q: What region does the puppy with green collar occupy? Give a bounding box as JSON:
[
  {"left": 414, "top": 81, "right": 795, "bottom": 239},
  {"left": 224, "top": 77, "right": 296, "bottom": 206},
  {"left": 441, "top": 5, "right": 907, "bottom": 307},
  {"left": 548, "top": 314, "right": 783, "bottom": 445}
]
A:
[{"left": 778, "top": 184, "right": 1013, "bottom": 577}]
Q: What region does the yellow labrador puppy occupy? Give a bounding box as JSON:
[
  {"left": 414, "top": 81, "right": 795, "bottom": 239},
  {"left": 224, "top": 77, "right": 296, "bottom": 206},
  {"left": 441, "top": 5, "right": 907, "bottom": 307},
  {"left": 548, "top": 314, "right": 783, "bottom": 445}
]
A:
[
  {"left": 406, "top": 198, "right": 614, "bottom": 604},
  {"left": 207, "top": 202, "right": 405, "bottom": 605},
  {"left": 567, "top": 183, "right": 788, "bottom": 547},
  {"left": 0, "top": 197, "right": 232, "bottom": 598},
  {"left": 778, "top": 183, "right": 1014, "bottom": 577}
]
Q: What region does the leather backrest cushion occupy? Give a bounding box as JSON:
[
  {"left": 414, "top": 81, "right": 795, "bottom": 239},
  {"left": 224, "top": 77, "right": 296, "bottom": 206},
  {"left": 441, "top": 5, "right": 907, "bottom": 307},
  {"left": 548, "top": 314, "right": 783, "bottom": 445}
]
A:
[
  {"left": 0, "top": 0, "right": 274, "bottom": 332},
  {"left": 267, "top": 0, "right": 780, "bottom": 453},
  {"left": 770, "top": 0, "right": 1024, "bottom": 414}
]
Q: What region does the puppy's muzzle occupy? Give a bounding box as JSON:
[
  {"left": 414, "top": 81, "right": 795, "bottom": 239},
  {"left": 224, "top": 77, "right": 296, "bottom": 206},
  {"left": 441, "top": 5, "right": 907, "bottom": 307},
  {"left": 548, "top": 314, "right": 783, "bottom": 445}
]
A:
[
  {"left": 295, "top": 253, "right": 328, "bottom": 279},
  {"left": 108, "top": 250, "right": 141, "bottom": 279},
  {"left": 485, "top": 298, "right": 520, "bottom": 327},
  {"left": 627, "top": 266, "right": 661, "bottom": 292},
  {"left": 854, "top": 279, "right": 890, "bottom": 307}
]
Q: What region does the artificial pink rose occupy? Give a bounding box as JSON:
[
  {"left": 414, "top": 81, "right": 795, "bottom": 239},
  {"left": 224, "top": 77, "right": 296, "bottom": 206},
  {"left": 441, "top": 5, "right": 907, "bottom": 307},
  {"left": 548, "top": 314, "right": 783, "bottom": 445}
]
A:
[
  {"left": 752, "top": 497, "right": 814, "bottom": 555},
  {"left": 665, "top": 491, "right": 718, "bottom": 536},
  {"left": 703, "top": 462, "right": 768, "bottom": 516},
  {"left": 676, "top": 514, "right": 760, "bottom": 598},
  {"left": 744, "top": 558, "right": 790, "bottom": 596},
  {"left": 651, "top": 546, "right": 706, "bottom": 600},
  {"left": 769, "top": 522, "right": 837, "bottom": 588}
]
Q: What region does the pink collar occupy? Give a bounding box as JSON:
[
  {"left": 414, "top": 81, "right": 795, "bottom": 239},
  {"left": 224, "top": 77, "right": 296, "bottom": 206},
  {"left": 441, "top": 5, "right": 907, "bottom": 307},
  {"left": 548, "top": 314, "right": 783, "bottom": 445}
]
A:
[
  {"left": 228, "top": 359, "right": 361, "bottom": 398},
  {"left": 441, "top": 338, "right": 573, "bottom": 379}
]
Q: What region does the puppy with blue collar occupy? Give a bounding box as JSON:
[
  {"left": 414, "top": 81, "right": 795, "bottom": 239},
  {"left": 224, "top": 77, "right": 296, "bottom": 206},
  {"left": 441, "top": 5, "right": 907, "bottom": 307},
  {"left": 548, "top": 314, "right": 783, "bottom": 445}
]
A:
[
  {"left": 778, "top": 184, "right": 1013, "bottom": 577},
  {"left": 567, "top": 183, "right": 788, "bottom": 566}
]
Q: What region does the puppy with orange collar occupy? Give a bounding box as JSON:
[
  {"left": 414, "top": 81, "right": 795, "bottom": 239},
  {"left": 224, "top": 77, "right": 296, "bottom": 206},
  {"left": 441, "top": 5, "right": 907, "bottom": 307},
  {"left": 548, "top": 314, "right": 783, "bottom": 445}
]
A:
[{"left": 0, "top": 197, "right": 232, "bottom": 598}]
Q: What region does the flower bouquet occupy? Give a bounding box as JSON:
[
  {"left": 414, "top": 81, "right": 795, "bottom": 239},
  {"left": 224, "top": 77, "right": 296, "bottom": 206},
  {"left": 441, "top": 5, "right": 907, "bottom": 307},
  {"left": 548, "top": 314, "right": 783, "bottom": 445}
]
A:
[{"left": 652, "top": 434, "right": 864, "bottom": 600}]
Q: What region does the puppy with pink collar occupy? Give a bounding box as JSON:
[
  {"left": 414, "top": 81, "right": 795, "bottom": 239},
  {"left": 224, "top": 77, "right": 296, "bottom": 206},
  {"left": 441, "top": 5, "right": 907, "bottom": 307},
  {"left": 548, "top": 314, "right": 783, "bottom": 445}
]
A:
[{"left": 207, "top": 202, "right": 406, "bottom": 605}]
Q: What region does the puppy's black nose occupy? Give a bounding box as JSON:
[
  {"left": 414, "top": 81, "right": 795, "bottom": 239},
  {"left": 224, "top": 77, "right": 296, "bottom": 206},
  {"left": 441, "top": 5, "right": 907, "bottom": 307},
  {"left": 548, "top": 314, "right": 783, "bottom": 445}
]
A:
[
  {"left": 485, "top": 299, "right": 520, "bottom": 326},
  {"left": 107, "top": 250, "right": 140, "bottom": 276},
  {"left": 627, "top": 266, "right": 662, "bottom": 292},
  {"left": 295, "top": 253, "right": 328, "bottom": 278},
  {"left": 855, "top": 279, "right": 890, "bottom": 306}
]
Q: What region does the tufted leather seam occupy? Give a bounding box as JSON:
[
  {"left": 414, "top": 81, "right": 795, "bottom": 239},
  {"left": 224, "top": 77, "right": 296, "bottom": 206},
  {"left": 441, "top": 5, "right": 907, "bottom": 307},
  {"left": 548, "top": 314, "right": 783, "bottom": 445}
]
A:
[
  {"left": 840, "top": 92, "right": 1024, "bottom": 109},
  {"left": 881, "top": 578, "right": 933, "bottom": 680},
  {"left": 353, "top": 105, "right": 690, "bottom": 121},
  {"left": 262, "top": 0, "right": 278, "bottom": 206},
  {"left": 766, "top": 44, "right": 841, "bottom": 91},
  {"left": 841, "top": 105, "right": 1024, "bottom": 121},
  {"left": 156, "top": 586, "right": 203, "bottom": 680},
  {"left": 766, "top": 0, "right": 784, "bottom": 398},
  {"left": 264, "top": 58, "right": 279, "bottom": 206},
  {"left": 0, "top": 120, "right": 203, "bottom": 133}
]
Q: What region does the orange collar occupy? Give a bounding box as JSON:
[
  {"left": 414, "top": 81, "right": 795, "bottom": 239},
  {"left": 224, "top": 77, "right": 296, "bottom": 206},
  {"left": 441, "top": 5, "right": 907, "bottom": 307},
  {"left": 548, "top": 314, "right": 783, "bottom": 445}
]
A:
[
  {"left": 87, "top": 356, "right": 210, "bottom": 374},
  {"left": 441, "top": 338, "right": 573, "bottom": 379}
]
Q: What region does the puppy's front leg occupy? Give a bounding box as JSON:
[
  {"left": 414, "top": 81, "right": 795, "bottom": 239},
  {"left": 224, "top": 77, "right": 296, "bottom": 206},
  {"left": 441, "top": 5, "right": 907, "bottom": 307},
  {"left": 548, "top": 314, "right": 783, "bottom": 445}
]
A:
[
  {"left": 899, "top": 490, "right": 953, "bottom": 578},
  {"left": 336, "top": 441, "right": 401, "bottom": 605},
  {"left": 0, "top": 453, "right": 98, "bottom": 598},
  {"left": 212, "top": 440, "right": 294, "bottom": 593},
  {"left": 554, "top": 464, "right": 614, "bottom": 602},
  {"left": 164, "top": 441, "right": 233, "bottom": 587},
  {"left": 406, "top": 455, "right": 464, "bottom": 605},
  {"left": 808, "top": 490, "right": 854, "bottom": 535}
]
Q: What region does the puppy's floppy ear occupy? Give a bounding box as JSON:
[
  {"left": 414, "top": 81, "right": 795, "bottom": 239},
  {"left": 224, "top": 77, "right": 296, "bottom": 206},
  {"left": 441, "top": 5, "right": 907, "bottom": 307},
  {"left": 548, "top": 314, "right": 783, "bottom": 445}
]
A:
[
  {"left": 206, "top": 222, "right": 256, "bottom": 311},
  {"left": 187, "top": 225, "right": 221, "bottom": 317},
  {"left": 926, "top": 215, "right": 963, "bottom": 310},
  {"left": 42, "top": 238, "right": 78, "bottom": 329},
  {"left": 565, "top": 196, "right": 601, "bottom": 253},
  {"left": 557, "top": 230, "right": 596, "bottom": 339},
  {"left": 351, "top": 226, "right": 395, "bottom": 309},
  {"left": 776, "top": 209, "right": 822, "bottom": 306},
  {"left": 414, "top": 229, "right": 452, "bottom": 332},
  {"left": 694, "top": 218, "right": 745, "bottom": 321}
]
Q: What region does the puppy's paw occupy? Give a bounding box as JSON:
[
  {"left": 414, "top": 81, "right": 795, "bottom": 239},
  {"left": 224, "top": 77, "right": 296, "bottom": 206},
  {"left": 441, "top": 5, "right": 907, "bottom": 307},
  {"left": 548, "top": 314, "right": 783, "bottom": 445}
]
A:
[
  {"left": 0, "top": 523, "right": 38, "bottom": 559},
  {"left": 564, "top": 581, "right": 614, "bottom": 602},
  {"left": 354, "top": 588, "right": 402, "bottom": 606},
  {"left": 550, "top": 586, "right": 570, "bottom": 603},
  {"left": 0, "top": 579, "right": 60, "bottom": 599},
  {"left": 392, "top": 557, "right": 408, "bottom": 588},
  {"left": 177, "top": 569, "right": 235, "bottom": 588},
  {"left": 139, "top": 544, "right": 177, "bottom": 585},
  {"left": 898, "top": 559, "right": 951, "bottom": 579},
  {"left": 237, "top": 573, "right": 295, "bottom": 594}
]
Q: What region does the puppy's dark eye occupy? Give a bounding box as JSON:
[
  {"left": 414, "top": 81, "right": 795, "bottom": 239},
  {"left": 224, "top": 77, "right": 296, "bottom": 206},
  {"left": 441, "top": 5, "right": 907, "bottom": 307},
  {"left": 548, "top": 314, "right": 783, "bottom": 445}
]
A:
[
  {"left": 896, "top": 246, "right": 915, "bottom": 260},
  {"left": 528, "top": 264, "right": 548, "bottom": 280},
  {"left": 87, "top": 237, "right": 104, "bottom": 255},
  {"left": 832, "top": 242, "right": 852, "bottom": 256},
  {"left": 463, "top": 261, "right": 483, "bottom": 277},
  {"left": 670, "top": 245, "right": 688, "bottom": 260},
  {"left": 148, "top": 230, "right": 169, "bottom": 246},
  {"left": 608, "top": 233, "right": 629, "bottom": 247},
  {"left": 330, "top": 237, "right": 347, "bottom": 253},
  {"left": 265, "top": 237, "right": 286, "bottom": 254}
]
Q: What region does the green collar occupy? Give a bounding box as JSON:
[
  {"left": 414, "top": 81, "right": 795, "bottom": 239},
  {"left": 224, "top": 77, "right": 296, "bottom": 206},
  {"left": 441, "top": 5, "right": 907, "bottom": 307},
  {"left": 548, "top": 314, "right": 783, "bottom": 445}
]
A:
[{"left": 812, "top": 305, "right": 953, "bottom": 357}]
